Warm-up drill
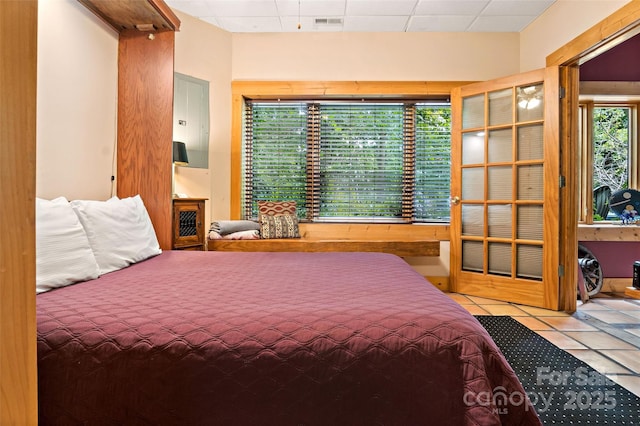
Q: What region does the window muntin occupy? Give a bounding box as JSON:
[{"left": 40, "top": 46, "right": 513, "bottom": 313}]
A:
[{"left": 243, "top": 100, "right": 451, "bottom": 223}]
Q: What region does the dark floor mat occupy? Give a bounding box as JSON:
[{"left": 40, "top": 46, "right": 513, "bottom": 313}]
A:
[{"left": 475, "top": 315, "right": 640, "bottom": 425}]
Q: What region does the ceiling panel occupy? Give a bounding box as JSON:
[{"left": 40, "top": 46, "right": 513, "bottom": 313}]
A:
[
  {"left": 407, "top": 15, "right": 476, "bottom": 32},
  {"left": 414, "top": 0, "right": 489, "bottom": 16},
  {"left": 166, "top": 0, "right": 557, "bottom": 33},
  {"left": 276, "top": 0, "right": 346, "bottom": 16},
  {"left": 468, "top": 14, "right": 535, "bottom": 32},
  {"left": 343, "top": 15, "right": 410, "bottom": 32},
  {"left": 481, "top": 0, "right": 556, "bottom": 16},
  {"left": 345, "top": 0, "right": 418, "bottom": 16},
  {"left": 196, "top": 0, "right": 279, "bottom": 16}
]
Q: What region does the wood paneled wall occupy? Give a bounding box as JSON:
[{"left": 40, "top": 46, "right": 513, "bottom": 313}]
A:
[
  {"left": 117, "top": 30, "right": 175, "bottom": 249},
  {"left": 0, "top": 1, "right": 38, "bottom": 423}
]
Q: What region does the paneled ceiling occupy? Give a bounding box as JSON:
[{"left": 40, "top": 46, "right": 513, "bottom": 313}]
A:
[{"left": 165, "top": 0, "right": 556, "bottom": 33}]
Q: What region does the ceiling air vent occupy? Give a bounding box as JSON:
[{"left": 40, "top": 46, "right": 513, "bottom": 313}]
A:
[{"left": 314, "top": 18, "right": 343, "bottom": 26}]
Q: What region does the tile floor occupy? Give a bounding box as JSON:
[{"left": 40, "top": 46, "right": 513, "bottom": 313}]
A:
[{"left": 447, "top": 292, "right": 640, "bottom": 398}]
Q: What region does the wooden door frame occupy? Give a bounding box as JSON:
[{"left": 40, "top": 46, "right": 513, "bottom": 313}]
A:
[{"left": 547, "top": 1, "right": 640, "bottom": 312}]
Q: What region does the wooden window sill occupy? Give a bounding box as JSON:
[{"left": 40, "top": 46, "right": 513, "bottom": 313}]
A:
[{"left": 578, "top": 223, "right": 640, "bottom": 241}]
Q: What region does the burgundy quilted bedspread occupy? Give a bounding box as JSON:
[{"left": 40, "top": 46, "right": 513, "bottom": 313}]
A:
[{"left": 37, "top": 251, "right": 540, "bottom": 425}]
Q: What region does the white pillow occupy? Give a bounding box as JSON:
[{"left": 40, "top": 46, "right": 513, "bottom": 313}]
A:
[
  {"left": 70, "top": 195, "right": 162, "bottom": 274},
  {"left": 35, "top": 197, "right": 100, "bottom": 293}
]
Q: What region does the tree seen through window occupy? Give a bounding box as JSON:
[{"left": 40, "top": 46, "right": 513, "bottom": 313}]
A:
[{"left": 244, "top": 100, "right": 451, "bottom": 223}]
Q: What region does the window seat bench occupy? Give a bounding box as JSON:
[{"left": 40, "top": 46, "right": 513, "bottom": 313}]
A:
[
  {"left": 208, "top": 239, "right": 439, "bottom": 257},
  {"left": 207, "top": 223, "right": 445, "bottom": 257}
]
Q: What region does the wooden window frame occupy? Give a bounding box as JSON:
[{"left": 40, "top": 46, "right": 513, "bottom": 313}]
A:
[
  {"left": 241, "top": 99, "right": 451, "bottom": 223},
  {"left": 230, "top": 81, "right": 474, "bottom": 219}
]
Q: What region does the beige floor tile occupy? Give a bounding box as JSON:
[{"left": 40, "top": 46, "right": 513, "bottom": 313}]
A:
[
  {"left": 513, "top": 316, "right": 553, "bottom": 331},
  {"left": 589, "top": 298, "right": 640, "bottom": 311},
  {"left": 516, "top": 305, "right": 570, "bottom": 317},
  {"left": 617, "top": 309, "right": 640, "bottom": 320},
  {"left": 535, "top": 331, "right": 587, "bottom": 350},
  {"left": 480, "top": 304, "right": 529, "bottom": 316},
  {"left": 445, "top": 293, "right": 474, "bottom": 305},
  {"left": 591, "top": 292, "right": 626, "bottom": 299},
  {"left": 607, "top": 374, "right": 640, "bottom": 398},
  {"left": 618, "top": 299, "right": 640, "bottom": 308},
  {"left": 577, "top": 302, "right": 614, "bottom": 311},
  {"left": 463, "top": 304, "right": 489, "bottom": 315},
  {"left": 583, "top": 310, "right": 640, "bottom": 325},
  {"left": 539, "top": 316, "right": 599, "bottom": 331},
  {"left": 623, "top": 328, "right": 640, "bottom": 338},
  {"left": 565, "top": 349, "right": 632, "bottom": 375},
  {"left": 563, "top": 331, "right": 637, "bottom": 350},
  {"left": 466, "top": 296, "right": 509, "bottom": 305},
  {"left": 599, "top": 350, "right": 640, "bottom": 374}
]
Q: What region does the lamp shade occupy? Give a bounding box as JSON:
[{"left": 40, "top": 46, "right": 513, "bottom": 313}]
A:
[{"left": 173, "top": 141, "right": 189, "bottom": 166}]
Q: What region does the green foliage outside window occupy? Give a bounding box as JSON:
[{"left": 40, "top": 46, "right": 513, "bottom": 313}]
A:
[
  {"left": 593, "top": 107, "right": 629, "bottom": 192},
  {"left": 250, "top": 104, "right": 308, "bottom": 217},
  {"left": 415, "top": 105, "right": 451, "bottom": 221},
  {"left": 245, "top": 101, "right": 451, "bottom": 222},
  {"left": 319, "top": 104, "right": 404, "bottom": 219},
  {"left": 592, "top": 107, "right": 630, "bottom": 220}
]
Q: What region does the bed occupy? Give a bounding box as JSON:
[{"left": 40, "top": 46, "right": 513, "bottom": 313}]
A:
[{"left": 37, "top": 250, "right": 541, "bottom": 425}]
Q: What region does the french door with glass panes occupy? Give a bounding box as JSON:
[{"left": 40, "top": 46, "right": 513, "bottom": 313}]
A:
[{"left": 450, "top": 68, "right": 560, "bottom": 309}]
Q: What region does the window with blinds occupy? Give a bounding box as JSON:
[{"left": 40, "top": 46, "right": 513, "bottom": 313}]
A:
[
  {"left": 243, "top": 100, "right": 451, "bottom": 223},
  {"left": 415, "top": 104, "right": 452, "bottom": 221}
]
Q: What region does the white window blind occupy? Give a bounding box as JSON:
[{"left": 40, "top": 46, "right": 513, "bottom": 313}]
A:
[
  {"left": 244, "top": 100, "right": 451, "bottom": 223},
  {"left": 318, "top": 103, "right": 404, "bottom": 220},
  {"left": 415, "top": 104, "right": 451, "bottom": 221},
  {"left": 244, "top": 102, "right": 308, "bottom": 218}
]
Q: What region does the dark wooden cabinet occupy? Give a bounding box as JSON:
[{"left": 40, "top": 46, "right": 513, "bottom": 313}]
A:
[{"left": 172, "top": 198, "right": 207, "bottom": 250}]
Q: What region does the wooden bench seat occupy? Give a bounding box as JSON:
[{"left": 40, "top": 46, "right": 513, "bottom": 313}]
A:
[
  {"left": 208, "top": 238, "right": 439, "bottom": 257},
  {"left": 207, "top": 223, "right": 446, "bottom": 257}
]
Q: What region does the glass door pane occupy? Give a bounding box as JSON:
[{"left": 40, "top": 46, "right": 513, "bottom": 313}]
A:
[
  {"left": 463, "top": 95, "right": 484, "bottom": 129},
  {"left": 489, "top": 242, "right": 511, "bottom": 275},
  {"left": 489, "top": 89, "right": 512, "bottom": 126},
  {"left": 458, "top": 81, "right": 545, "bottom": 281},
  {"left": 518, "top": 125, "right": 543, "bottom": 160},
  {"left": 462, "top": 168, "right": 484, "bottom": 200},
  {"left": 462, "top": 204, "right": 484, "bottom": 236},
  {"left": 488, "top": 129, "right": 512, "bottom": 163},
  {"left": 488, "top": 205, "right": 511, "bottom": 238},
  {"left": 517, "top": 83, "right": 544, "bottom": 122},
  {"left": 462, "top": 133, "right": 484, "bottom": 164}
]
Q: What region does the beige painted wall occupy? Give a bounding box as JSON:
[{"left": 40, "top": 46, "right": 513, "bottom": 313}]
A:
[
  {"left": 520, "top": 0, "right": 631, "bottom": 71},
  {"left": 173, "top": 11, "right": 233, "bottom": 222},
  {"left": 231, "top": 32, "right": 520, "bottom": 81},
  {"left": 36, "top": 0, "right": 118, "bottom": 201}
]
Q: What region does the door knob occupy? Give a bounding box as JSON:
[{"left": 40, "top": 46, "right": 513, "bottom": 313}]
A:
[{"left": 451, "top": 196, "right": 461, "bottom": 205}]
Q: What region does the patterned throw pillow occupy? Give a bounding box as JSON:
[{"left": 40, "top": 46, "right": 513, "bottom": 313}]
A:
[
  {"left": 260, "top": 214, "right": 300, "bottom": 239},
  {"left": 257, "top": 201, "right": 297, "bottom": 217}
]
